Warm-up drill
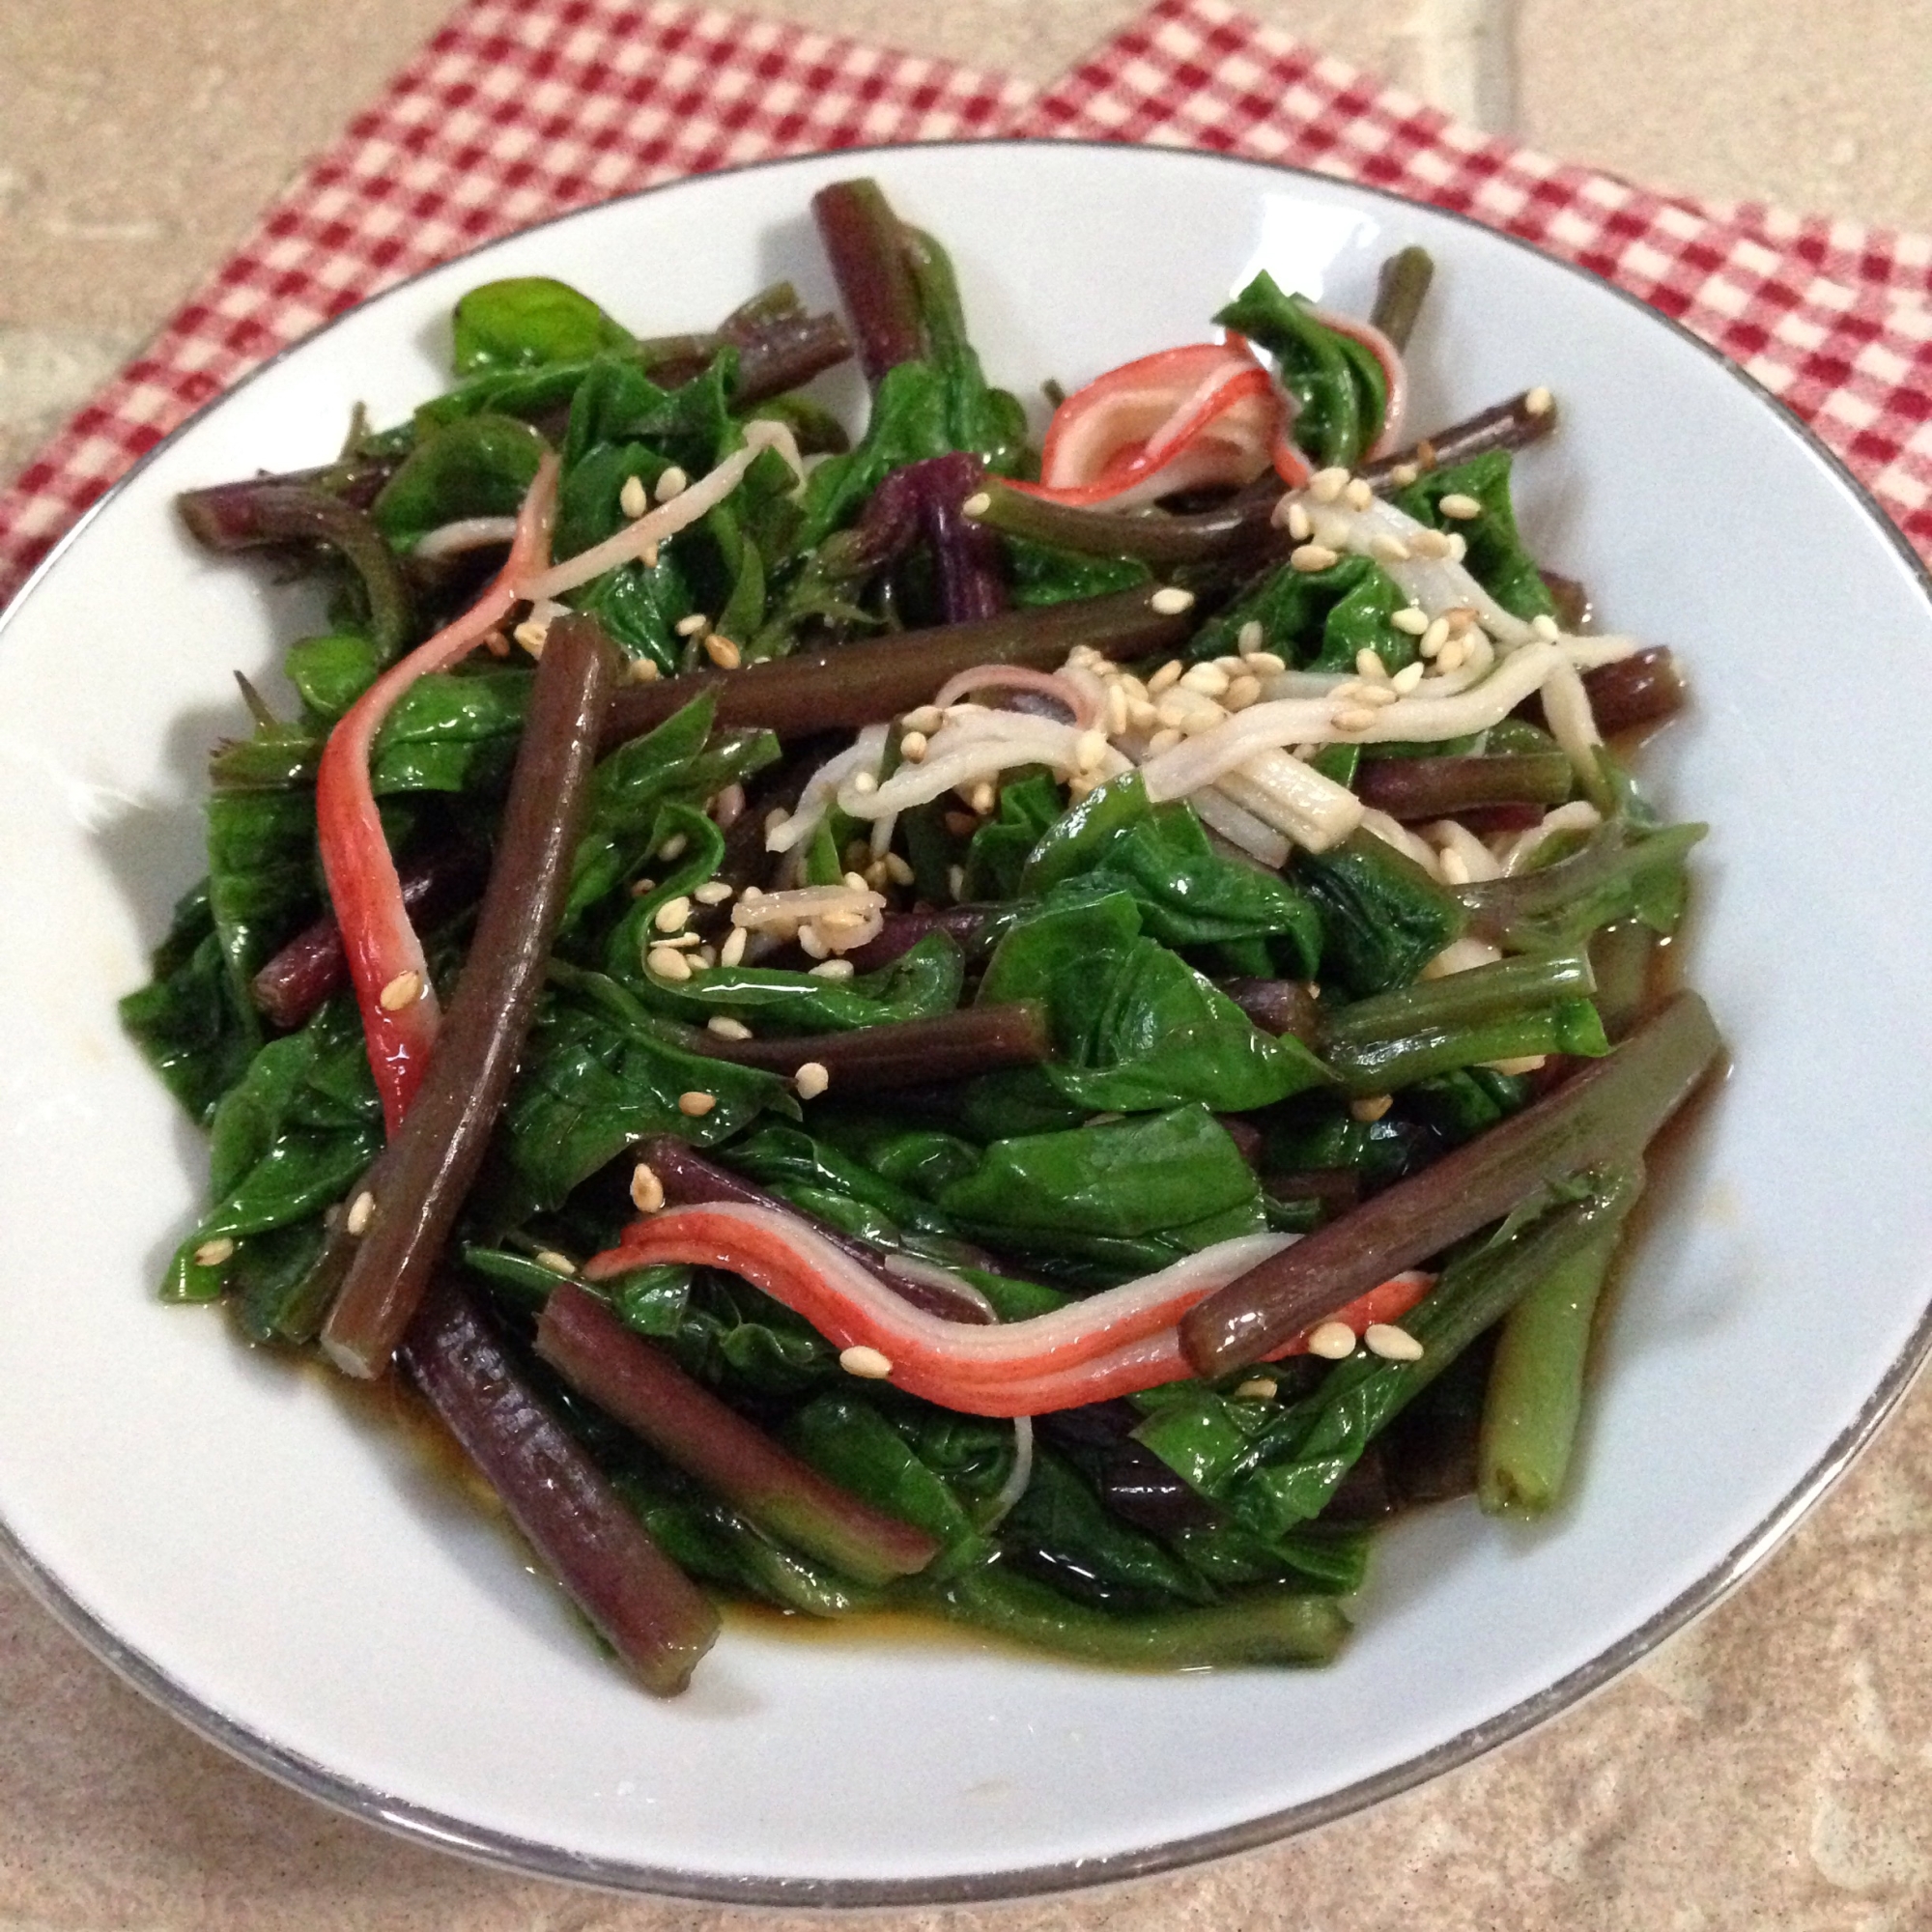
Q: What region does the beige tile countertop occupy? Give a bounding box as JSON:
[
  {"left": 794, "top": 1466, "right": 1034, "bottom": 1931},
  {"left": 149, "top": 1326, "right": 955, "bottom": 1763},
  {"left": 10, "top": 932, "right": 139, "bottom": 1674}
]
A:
[{"left": 6, "top": 3, "right": 1932, "bottom": 1927}]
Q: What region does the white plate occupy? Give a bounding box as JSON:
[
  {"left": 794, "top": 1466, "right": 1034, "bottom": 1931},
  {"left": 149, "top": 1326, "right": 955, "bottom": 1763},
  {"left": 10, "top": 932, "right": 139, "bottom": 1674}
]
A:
[{"left": 2, "top": 141, "right": 1929, "bottom": 1905}]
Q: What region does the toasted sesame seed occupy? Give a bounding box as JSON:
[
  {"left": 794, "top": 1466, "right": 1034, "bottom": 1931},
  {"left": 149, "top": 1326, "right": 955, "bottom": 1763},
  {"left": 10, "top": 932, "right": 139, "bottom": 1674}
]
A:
[
  {"left": 1309, "top": 467, "right": 1349, "bottom": 503},
  {"left": 1333, "top": 705, "right": 1378, "bottom": 732},
  {"left": 884, "top": 851, "right": 915, "bottom": 886},
  {"left": 968, "top": 781, "right": 996, "bottom": 815},
  {"left": 810, "top": 958, "right": 856, "bottom": 980},
  {"left": 1409, "top": 527, "right": 1453, "bottom": 559},
  {"left": 629, "top": 658, "right": 665, "bottom": 686},
  {"left": 1350, "top": 1093, "right": 1395, "bottom": 1122},
  {"left": 819, "top": 909, "right": 869, "bottom": 937},
  {"left": 902, "top": 704, "right": 943, "bottom": 735},
  {"left": 630, "top": 1164, "right": 666, "bottom": 1213},
  {"left": 1391, "top": 661, "right": 1425, "bottom": 694},
  {"left": 641, "top": 542, "right": 661, "bottom": 569},
  {"left": 1147, "top": 659, "right": 1183, "bottom": 695},
  {"left": 654, "top": 895, "right": 692, "bottom": 933},
  {"left": 1150, "top": 585, "right": 1196, "bottom": 616},
  {"left": 656, "top": 465, "right": 689, "bottom": 499},
  {"left": 193, "top": 1236, "right": 236, "bottom": 1268},
  {"left": 1224, "top": 674, "right": 1262, "bottom": 711},
  {"left": 898, "top": 728, "right": 928, "bottom": 764},
  {"left": 1146, "top": 726, "right": 1183, "bottom": 754},
  {"left": 706, "top": 1014, "right": 753, "bottom": 1040},
  {"left": 657, "top": 833, "right": 688, "bottom": 862},
  {"left": 1285, "top": 500, "right": 1314, "bottom": 541},
  {"left": 1291, "top": 543, "right": 1340, "bottom": 573},
  {"left": 659, "top": 930, "right": 703, "bottom": 950},
  {"left": 1123, "top": 697, "right": 1156, "bottom": 731},
  {"left": 797, "top": 923, "right": 829, "bottom": 960},
  {"left": 619, "top": 474, "right": 649, "bottom": 519},
  {"left": 1365, "top": 1323, "right": 1424, "bottom": 1362},
  {"left": 379, "top": 970, "right": 423, "bottom": 1011},
  {"left": 1234, "top": 1377, "right": 1278, "bottom": 1401},
  {"left": 1485, "top": 1053, "right": 1548, "bottom": 1077},
  {"left": 1075, "top": 726, "right": 1110, "bottom": 772},
  {"left": 839, "top": 1344, "right": 894, "bottom": 1379},
  {"left": 513, "top": 619, "right": 549, "bottom": 656},
  {"left": 1439, "top": 492, "right": 1482, "bottom": 521},
  {"left": 1387, "top": 461, "right": 1421, "bottom": 487},
  {"left": 1391, "top": 606, "right": 1430, "bottom": 636},
  {"left": 1236, "top": 620, "right": 1265, "bottom": 655},
  {"left": 864, "top": 859, "right": 890, "bottom": 890},
  {"left": 1370, "top": 533, "right": 1412, "bottom": 565},
  {"left": 851, "top": 770, "right": 878, "bottom": 795},
  {"left": 695, "top": 880, "right": 734, "bottom": 905},
  {"left": 535, "top": 1249, "right": 577, "bottom": 1277},
  {"left": 1179, "top": 662, "right": 1231, "bottom": 696},
  {"left": 1355, "top": 648, "right": 1389, "bottom": 683},
  {"left": 1104, "top": 681, "right": 1130, "bottom": 736},
  {"left": 1525, "top": 385, "right": 1553, "bottom": 416},
  {"left": 794, "top": 1061, "right": 831, "bottom": 1100},
  {"left": 841, "top": 869, "right": 870, "bottom": 893},
  {"left": 346, "top": 1190, "right": 376, "bottom": 1236},
  {"left": 960, "top": 491, "right": 992, "bottom": 519},
  {"left": 677, "top": 1091, "right": 717, "bottom": 1117},
  {"left": 646, "top": 945, "right": 693, "bottom": 980},
  {"left": 1242, "top": 650, "right": 1285, "bottom": 676},
  {"left": 704, "top": 633, "right": 742, "bottom": 669},
  {"left": 1308, "top": 1321, "right": 1358, "bottom": 1360},
  {"left": 1344, "top": 478, "right": 1374, "bottom": 511},
  {"left": 1422, "top": 616, "right": 1451, "bottom": 654},
  {"left": 674, "top": 611, "right": 710, "bottom": 637},
  {"left": 719, "top": 925, "right": 748, "bottom": 968},
  {"left": 1437, "top": 638, "right": 1468, "bottom": 673}
]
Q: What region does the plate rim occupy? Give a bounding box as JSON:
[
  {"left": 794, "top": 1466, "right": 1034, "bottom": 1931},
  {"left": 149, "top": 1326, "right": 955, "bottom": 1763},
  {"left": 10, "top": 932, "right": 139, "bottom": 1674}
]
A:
[{"left": 4, "top": 135, "right": 1930, "bottom": 1908}]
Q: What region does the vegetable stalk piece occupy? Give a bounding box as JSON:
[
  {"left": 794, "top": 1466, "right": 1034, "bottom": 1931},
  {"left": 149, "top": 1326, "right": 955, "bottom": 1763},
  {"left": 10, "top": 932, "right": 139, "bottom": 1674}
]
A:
[
  {"left": 810, "top": 179, "right": 927, "bottom": 383},
  {"left": 696, "top": 1003, "right": 1050, "bottom": 1090},
  {"left": 1358, "top": 388, "right": 1557, "bottom": 487},
  {"left": 966, "top": 473, "right": 1284, "bottom": 565},
  {"left": 321, "top": 614, "right": 617, "bottom": 1378},
  {"left": 536, "top": 1283, "right": 941, "bottom": 1586},
  {"left": 1179, "top": 990, "right": 1722, "bottom": 1376},
  {"left": 1370, "top": 246, "right": 1435, "bottom": 353},
  {"left": 317, "top": 456, "right": 557, "bottom": 1128},
  {"left": 601, "top": 586, "right": 1196, "bottom": 747},
  {"left": 1354, "top": 753, "right": 1576, "bottom": 821},
  {"left": 401, "top": 1275, "right": 718, "bottom": 1693},
  {"left": 1580, "top": 646, "right": 1688, "bottom": 735},
  {"left": 177, "top": 481, "right": 415, "bottom": 663}
]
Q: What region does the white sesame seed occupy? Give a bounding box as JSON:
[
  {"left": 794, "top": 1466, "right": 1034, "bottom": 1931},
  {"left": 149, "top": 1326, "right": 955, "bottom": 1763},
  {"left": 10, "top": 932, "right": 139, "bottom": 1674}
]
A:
[
  {"left": 1179, "top": 662, "right": 1231, "bottom": 696},
  {"left": 819, "top": 909, "right": 869, "bottom": 937},
  {"left": 693, "top": 949, "right": 714, "bottom": 971},
  {"left": 706, "top": 1014, "right": 753, "bottom": 1039},
  {"left": 1357, "top": 683, "right": 1398, "bottom": 708},
  {"left": 628, "top": 657, "right": 661, "bottom": 684},
  {"left": 1367, "top": 532, "right": 1410, "bottom": 565},
  {"left": 654, "top": 895, "right": 692, "bottom": 932},
  {"left": 1355, "top": 648, "right": 1389, "bottom": 683},
  {"left": 1124, "top": 697, "right": 1156, "bottom": 731},
  {"left": 1439, "top": 492, "right": 1482, "bottom": 521},
  {"left": 1409, "top": 527, "right": 1454, "bottom": 559},
  {"left": 1075, "top": 726, "right": 1110, "bottom": 772},
  {"left": 657, "top": 833, "right": 688, "bottom": 862},
  {"left": 797, "top": 923, "right": 829, "bottom": 960},
  {"left": 1146, "top": 726, "right": 1183, "bottom": 754},
  {"left": 1532, "top": 612, "right": 1561, "bottom": 640},
  {"left": 1391, "top": 661, "right": 1425, "bottom": 694},
  {"left": 1350, "top": 1093, "right": 1395, "bottom": 1122},
  {"left": 1525, "top": 385, "right": 1554, "bottom": 416},
  {"left": 1484, "top": 1053, "right": 1548, "bottom": 1077},
  {"left": 810, "top": 958, "right": 856, "bottom": 980},
  {"left": 1234, "top": 1377, "right": 1278, "bottom": 1401},
  {"left": 960, "top": 490, "right": 992, "bottom": 519},
  {"left": 535, "top": 1249, "right": 577, "bottom": 1277},
  {"left": 346, "top": 1190, "right": 376, "bottom": 1236},
  {"left": 883, "top": 851, "right": 915, "bottom": 887},
  {"left": 1146, "top": 659, "right": 1183, "bottom": 695},
  {"left": 740, "top": 884, "right": 765, "bottom": 900},
  {"left": 641, "top": 542, "right": 661, "bottom": 569},
  {"left": 1391, "top": 606, "right": 1430, "bottom": 637},
  {"left": 719, "top": 925, "right": 748, "bottom": 968},
  {"left": 794, "top": 1061, "right": 831, "bottom": 1100},
  {"left": 864, "top": 859, "right": 890, "bottom": 891},
  {"left": 1308, "top": 467, "right": 1349, "bottom": 503},
  {"left": 659, "top": 930, "right": 702, "bottom": 950},
  {"left": 1236, "top": 620, "right": 1265, "bottom": 655},
  {"left": 704, "top": 633, "right": 742, "bottom": 669},
  {"left": 1308, "top": 1321, "right": 1358, "bottom": 1360},
  {"left": 646, "top": 945, "right": 693, "bottom": 981},
  {"left": 674, "top": 611, "right": 710, "bottom": 637},
  {"left": 1333, "top": 705, "right": 1378, "bottom": 732},
  {"left": 677, "top": 1091, "right": 717, "bottom": 1118},
  {"left": 1364, "top": 1323, "right": 1424, "bottom": 1362},
  {"left": 378, "top": 970, "right": 423, "bottom": 1012},
  {"left": 1285, "top": 500, "right": 1313, "bottom": 541},
  {"left": 841, "top": 869, "right": 870, "bottom": 893},
  {"left": 1290, "top": 543, "right": 1340, "bottom": 573},
  {"left": 1150, "top": 585, "right": 1196, "bottom": 616},
  {"left": 851, "top": 770, "right": 878, "bottom": 795},
  {"left": 1422, "top": 616, "right": 1451, "bottom": 654},
  {"left": 1224, "top": 674, "right": 1262, "bottom": 711},
  {"left": 1437, "top": 638, "right": 1468, "bottom": 673},
  {"left": 1242, "top": 649, "right": 1285, "bottom": 675},
  {"left": 656, "top": 465, "right": 689, "bottom": 499},
  {"left": 839, "top": 1344, "right": 894, "bottom": 1379},
  {"left": 902, "top": 704, "right": 943, "bottom": 735},
  {"left": 630, "top": 1164, "right": 666, "bottom": 1213},
  {"left": 619, "top": 474, "right": 649, "bottom": 520},
  {"left": 1104, "top": 681, "right": 1130, "bottom": 736},
  {"left": 968, "top": 781, "right": 996, "bottom": 816},
  {"left": 193, "top": 1236, "right": 236, "bottom": 1268},
  {"left": 695, "top": 880, "right": 734, "bottom": 905},
  {"left": 513, "top": 619, "right": 549, "bottom": 656},
  {"left": 898, "top": 729, "right": 929, "bottom": 764},
  {"left": 1447, "top": 532, "right": 1468, "bottom": 563},
  {"left": 1344, "top": 478, "right": 1374, "bottom": 511}
]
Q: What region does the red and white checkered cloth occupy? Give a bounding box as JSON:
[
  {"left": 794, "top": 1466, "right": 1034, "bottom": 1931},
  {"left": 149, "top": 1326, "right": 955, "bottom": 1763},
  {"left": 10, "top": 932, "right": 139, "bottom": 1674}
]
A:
[
  {"left": 4, "top": 0, "right": 1930, "bottom": 612},
  {"left": 1011, "top": 0, "right": 1932, "bottom": 559}
]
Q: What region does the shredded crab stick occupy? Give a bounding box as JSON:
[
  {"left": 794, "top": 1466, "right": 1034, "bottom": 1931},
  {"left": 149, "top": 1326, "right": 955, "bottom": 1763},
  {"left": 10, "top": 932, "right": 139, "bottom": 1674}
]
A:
[
  {"left": 1009, "top": 341, "right": 1303, "bottom": 509},
  {"left": 1303, "top": 303, "right": 1409, "bottom": 459},
  {"left": 583, "top": 1205, "right": 1430, "bottom": 1414},
  {"left": 317, "top": 454, "right": 558, "bottom": 1128}
]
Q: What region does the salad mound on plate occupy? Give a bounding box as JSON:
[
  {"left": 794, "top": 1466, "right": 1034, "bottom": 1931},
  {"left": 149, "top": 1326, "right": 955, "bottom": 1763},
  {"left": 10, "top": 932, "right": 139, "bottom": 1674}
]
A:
[{"left": 123, "top": 179, "right": 1720, "bottom": 1693}]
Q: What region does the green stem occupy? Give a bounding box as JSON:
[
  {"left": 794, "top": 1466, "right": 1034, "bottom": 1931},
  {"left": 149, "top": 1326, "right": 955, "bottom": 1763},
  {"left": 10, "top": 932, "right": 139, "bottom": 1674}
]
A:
[{"left": 1371, "top": 246, "right": 1435, "bottom": 352}]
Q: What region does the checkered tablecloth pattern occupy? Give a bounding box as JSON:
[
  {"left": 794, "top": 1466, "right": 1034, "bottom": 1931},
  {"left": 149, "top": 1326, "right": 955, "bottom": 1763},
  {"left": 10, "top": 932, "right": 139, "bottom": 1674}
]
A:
[{"left": 4, "top": 0, "right": 1930, "bottom": 611}]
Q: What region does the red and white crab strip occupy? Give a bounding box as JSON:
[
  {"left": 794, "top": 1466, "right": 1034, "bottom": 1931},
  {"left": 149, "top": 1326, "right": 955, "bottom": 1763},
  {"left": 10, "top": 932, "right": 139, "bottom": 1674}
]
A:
[{"left": 584, "top": 1201, "right": 1431, "bottom": 1417}]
